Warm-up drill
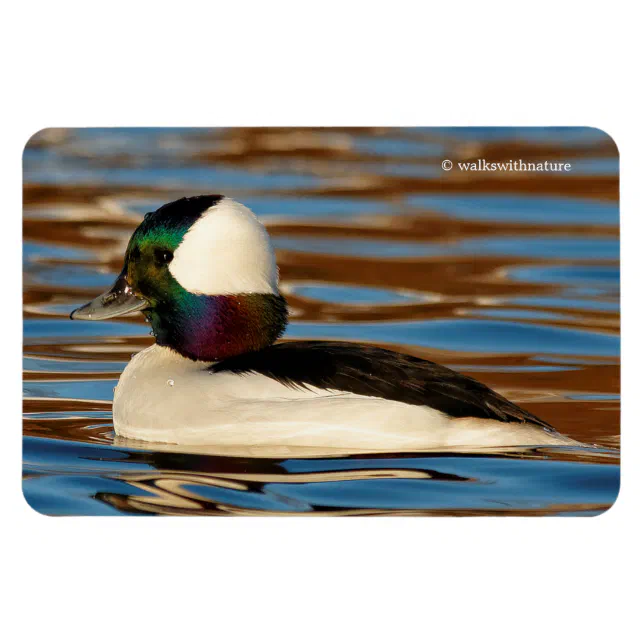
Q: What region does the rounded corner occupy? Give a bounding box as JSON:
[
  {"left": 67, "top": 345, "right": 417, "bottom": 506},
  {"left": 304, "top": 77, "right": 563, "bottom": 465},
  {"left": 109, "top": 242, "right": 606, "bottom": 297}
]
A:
[
  {"left": 21, "top": 481, "right": 55, "bottom": 518},
  {"left": 585, "top": 126, "right": 620, "bottom": 158},
  {"left": 590, "top": 475, "right": 621, "bottom": 519},
  {"left": 22, "top": 127, "right": 58, "bottom": 160}
]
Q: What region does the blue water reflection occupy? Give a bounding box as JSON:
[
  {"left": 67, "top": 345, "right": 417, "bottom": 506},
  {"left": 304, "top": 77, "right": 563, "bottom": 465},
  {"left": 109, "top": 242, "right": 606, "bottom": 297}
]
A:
[
  {"left": 287, "top": 319, "right": 619, "bottom": 357},
  {"left": 407, "top": 195, "right": 618, "bottom": 225}
]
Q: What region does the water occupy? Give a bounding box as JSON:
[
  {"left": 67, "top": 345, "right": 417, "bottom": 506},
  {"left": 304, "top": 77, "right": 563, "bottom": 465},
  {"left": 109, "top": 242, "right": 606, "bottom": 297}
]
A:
[{"left": 22, "top": 127, "right": 620, "bottom": 516}]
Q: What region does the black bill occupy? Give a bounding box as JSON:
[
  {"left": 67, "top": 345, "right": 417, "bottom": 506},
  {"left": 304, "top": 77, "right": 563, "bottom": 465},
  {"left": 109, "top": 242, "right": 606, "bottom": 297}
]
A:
[{"left": 70, "top": 272, "right": 148, "bottom": 321}]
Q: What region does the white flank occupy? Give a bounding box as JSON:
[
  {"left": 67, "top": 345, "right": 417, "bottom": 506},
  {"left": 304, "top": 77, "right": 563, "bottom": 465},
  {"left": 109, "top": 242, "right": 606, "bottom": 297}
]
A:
[
  {"left": 113, "top": 345, "right": 580, "bottom": 452},
  {"left": 169, "top": 197, "right": 279, "bottom": 295}
]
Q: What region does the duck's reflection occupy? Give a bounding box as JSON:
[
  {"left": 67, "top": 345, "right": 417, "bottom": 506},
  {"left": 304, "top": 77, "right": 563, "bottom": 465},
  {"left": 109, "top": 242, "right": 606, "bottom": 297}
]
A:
[{"left": 91, "top": 437, "right": 616, "bottom": 516}]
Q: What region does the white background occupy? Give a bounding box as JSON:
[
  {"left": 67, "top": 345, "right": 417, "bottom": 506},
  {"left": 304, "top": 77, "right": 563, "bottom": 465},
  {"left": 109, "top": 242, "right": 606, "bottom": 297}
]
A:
[{"left": 3, "top": 2, "right": 640, "bottom": 643}]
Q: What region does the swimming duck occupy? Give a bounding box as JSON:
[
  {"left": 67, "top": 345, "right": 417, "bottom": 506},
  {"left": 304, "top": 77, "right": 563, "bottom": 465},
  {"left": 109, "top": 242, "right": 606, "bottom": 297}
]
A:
[{"left": 71, "top": 195, "right": 578, "bottom": 451}]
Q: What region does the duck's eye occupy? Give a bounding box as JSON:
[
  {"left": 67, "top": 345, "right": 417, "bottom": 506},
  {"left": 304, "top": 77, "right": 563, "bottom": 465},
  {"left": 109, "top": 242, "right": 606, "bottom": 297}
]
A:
[{"left": 153, "top": 248, "right": 174, "bottom": 266}]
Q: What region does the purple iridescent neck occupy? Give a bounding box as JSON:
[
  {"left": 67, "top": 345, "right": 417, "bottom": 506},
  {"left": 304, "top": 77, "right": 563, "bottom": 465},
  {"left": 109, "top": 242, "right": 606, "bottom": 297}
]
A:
[{"left": 146, "top": 292, "right": 288, "bottom": 362}]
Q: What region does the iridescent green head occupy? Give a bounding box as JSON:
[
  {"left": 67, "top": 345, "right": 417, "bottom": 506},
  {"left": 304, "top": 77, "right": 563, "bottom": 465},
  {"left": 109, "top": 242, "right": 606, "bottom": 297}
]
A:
[{"left": 71, "top": 195, "right": 287, "bottom": 361}]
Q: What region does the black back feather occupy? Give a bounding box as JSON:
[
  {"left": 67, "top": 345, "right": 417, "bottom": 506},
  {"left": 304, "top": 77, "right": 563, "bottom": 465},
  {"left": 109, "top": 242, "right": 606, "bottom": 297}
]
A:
[{"left": 209, "top": 341, "right": 555, "bottom": 429}]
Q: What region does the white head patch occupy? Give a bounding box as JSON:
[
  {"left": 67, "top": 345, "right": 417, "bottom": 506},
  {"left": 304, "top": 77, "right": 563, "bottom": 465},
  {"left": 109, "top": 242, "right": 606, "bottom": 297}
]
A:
[{"left": 169, "top": 197, "right": 279, "bottom": 295}]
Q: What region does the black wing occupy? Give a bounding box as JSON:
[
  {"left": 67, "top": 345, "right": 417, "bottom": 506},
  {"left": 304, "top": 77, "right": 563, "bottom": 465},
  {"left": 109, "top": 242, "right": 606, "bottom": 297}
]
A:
[{"left": 209, "top": 341, "right": 554, "bottom": 429}]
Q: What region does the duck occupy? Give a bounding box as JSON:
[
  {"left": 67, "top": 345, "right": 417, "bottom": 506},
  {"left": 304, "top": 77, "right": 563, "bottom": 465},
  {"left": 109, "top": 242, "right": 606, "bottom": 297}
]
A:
[{"left": 71, "top": 194, "right": 580, "bottom": 452}]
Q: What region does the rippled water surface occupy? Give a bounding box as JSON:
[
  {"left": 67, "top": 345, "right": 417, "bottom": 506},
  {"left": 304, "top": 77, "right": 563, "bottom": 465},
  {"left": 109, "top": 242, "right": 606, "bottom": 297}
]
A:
[{"left": 23, "top": 127, "right": 620, "bottom": 516}]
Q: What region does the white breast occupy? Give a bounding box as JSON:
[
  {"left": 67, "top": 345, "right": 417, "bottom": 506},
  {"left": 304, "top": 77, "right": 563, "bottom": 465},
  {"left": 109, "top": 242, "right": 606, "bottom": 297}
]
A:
[{"left": 112, "top": 345, "right": 579, "bottom": 452}]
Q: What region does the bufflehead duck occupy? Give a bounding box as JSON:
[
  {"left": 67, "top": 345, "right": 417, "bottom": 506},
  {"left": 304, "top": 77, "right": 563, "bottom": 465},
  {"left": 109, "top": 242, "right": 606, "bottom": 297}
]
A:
[{"left": 71, "top": 195, "right": 579, "bottom": 451}]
